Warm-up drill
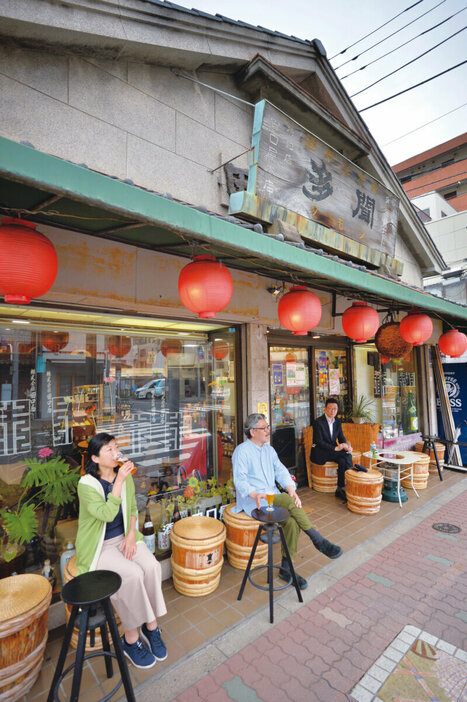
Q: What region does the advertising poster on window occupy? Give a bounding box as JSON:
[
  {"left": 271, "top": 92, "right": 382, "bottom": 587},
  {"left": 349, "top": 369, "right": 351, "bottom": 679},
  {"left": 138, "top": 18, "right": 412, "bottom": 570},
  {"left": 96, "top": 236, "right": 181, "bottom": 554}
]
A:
[
  {"left": 286, "top": 362, "right": 306, "bottom": 387},
  {"left": 319, "top": 370, "right": 328, "bottom": 395},
  {"left": 329, "top": 368, "right": 341, "bottom": 395},
  {"left": 437, "top": 361, "right": 467, "bottom": 466},
  {"left": 272, "top": 363, "right": 283, "bottom": 385}
]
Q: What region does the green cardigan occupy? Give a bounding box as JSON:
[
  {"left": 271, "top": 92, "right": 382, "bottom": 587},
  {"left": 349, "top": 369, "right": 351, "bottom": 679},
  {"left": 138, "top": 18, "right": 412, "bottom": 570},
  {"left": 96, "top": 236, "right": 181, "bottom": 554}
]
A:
[{"left": 75, "top": 473, "right": 143, "bottom": 575}]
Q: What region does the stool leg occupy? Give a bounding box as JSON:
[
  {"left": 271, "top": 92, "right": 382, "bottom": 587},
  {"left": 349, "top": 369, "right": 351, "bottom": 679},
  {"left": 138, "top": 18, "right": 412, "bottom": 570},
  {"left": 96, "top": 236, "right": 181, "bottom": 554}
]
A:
[
  {"left": 238, "top": 524, "right": 263, "bottom": 601},
  {"left": 47, "top": 605, "right": 79, "bottom": 702},
  {"left": 102, "top": 597, "right": 136, "bottom": 702},
  {"left": 267, "top": 526, "right": 274, "bottom": 624},
  {"left": 432, "top": 442, "right": 444, "bottom": 482},
  {"left": 69, "top": 607, "right": 89, "bottom": 702},
  {"left": 100, "top": 621, "right": 114, "bottom": 679},
  {"left": 277, "top": 525, "right": 303, "bottom": 603}
]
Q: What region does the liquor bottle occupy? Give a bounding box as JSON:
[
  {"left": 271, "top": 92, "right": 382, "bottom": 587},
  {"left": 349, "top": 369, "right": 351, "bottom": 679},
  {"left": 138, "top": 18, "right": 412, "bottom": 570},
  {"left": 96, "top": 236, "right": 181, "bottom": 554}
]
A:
[
  {"left": 173, "top": 498, "right": 181, "bottom": 522},
  {"left": 60, "top": 541, "right": 76, "bottom": 583},
  {"left": 407, "top": 392, "right": 418, "bottom": 433},
  {"left": 157, "top": 505, "right": 170, "bottom": 551},
  {"left": 370, "top": 441, "right": 377, "bottom": 458},
  {"left": 142, "top": 502, "right": 155, "bottom": 554}
]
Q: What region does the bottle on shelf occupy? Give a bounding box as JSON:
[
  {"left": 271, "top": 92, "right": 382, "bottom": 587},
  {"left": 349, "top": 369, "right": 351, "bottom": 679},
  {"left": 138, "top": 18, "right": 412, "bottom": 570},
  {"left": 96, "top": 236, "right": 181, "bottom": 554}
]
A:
[
  {"left": 157, "top": 504, "right": 170, "bottom": 551},
  {"left": 406, "top": 391, "right": 418, "bottom": 433},
  {"left": 173, "top": 498, "right": 181, "bottom": 522},
  {"left": 142, "top": 501, "right": 155, "bottom": 554},
  {"left": 370, "top": 441, "right": 377, "bottom": 458}
]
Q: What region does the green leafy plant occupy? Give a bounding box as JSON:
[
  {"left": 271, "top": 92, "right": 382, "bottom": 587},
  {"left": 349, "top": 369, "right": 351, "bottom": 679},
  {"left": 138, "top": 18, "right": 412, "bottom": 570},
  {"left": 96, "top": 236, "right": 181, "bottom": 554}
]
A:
[
  {"left": 0, "top": 450, "right": 79, "bottom": 562},
  {"left": 349, "top": 394, "right": 375, "bottom": 422}
]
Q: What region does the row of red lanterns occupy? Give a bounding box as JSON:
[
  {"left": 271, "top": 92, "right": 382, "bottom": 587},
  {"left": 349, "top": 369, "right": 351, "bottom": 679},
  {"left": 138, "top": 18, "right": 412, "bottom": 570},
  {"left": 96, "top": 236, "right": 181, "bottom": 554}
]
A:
[{"left": 1, "top": 219, "right": 466, "bottom": 359}]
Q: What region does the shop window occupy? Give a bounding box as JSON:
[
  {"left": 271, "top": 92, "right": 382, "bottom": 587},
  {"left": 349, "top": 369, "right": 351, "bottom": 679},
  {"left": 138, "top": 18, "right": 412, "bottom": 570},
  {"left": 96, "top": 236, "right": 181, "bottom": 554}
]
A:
[
  {"left": 313, "top": 348, "right": 349, "bottom": 418},
  {"left": 0, "top": 321, "right": 238, "bottom": 582},
  {"left": 381, "top": 355, "right": 419, "bottom": 440}
]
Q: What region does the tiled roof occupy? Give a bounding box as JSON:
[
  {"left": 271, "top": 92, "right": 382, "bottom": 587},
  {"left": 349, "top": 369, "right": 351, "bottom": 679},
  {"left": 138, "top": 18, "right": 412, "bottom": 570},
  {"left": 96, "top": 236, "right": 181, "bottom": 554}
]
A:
[{"left": 145, "top": 0, "right": 315, "bottom": 46}]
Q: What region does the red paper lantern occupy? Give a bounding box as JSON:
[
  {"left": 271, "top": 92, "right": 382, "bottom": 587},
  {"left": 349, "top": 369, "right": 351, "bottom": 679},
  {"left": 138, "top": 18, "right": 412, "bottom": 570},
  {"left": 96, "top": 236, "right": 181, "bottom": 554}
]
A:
[
  {"left": 178, "top": 255, "right": 233, "bottom": 319},
  {"left": 278, "top": 286, "right": 322, "bottom": 336},
  {"left": 342, "top": 302, "right": 379, "bottom": 343},
  {"left": 400, "top": 310, "right": 433, "bottom": 346},
  {"left": 210, "top": 340, "right": 229, "bottom": 360},
  {"left": 41, "top": 331, "right": 69, "bottom": 353},
  {"left": 0, "top": 218, "right": 58, "bottom": 304},
  {"left": 438, "top": 329, "right": 467, "bottom": 358},
  {"left": 107, "top": 336, "right": 131, "bottom": 358},
  {"left": 161, "top": 338, "right": 182, "bottom": 357}
]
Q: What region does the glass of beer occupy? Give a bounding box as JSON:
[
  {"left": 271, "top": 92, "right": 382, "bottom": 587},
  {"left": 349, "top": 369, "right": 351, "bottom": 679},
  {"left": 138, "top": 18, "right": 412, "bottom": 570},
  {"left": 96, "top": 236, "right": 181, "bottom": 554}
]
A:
[
  {"left": 114, "top": 449, "right": 137, "bottom": 475},
  {"left": 265, "top": 492, "right": 275, "bottom": 512}
]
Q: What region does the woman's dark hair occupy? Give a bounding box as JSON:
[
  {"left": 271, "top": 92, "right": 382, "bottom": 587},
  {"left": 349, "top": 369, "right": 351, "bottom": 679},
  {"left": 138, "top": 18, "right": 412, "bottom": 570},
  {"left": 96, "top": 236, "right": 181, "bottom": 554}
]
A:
[{"left": 85, "top": 432, "right": 116, "bottom": 479}]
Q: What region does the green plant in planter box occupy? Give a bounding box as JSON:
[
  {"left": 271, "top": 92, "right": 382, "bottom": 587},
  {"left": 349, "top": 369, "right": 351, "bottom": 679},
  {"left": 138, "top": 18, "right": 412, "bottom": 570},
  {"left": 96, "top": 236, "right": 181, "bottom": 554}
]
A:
[{"left": 0, "top": 449, "right": 79, "bottom": 563}]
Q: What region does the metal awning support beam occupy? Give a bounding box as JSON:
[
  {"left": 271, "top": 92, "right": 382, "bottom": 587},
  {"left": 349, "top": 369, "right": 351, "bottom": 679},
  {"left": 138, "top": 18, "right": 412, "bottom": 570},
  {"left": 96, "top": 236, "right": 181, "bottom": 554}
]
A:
[{"left": 1, "top": 136, "right": 466, "bottom": 323}]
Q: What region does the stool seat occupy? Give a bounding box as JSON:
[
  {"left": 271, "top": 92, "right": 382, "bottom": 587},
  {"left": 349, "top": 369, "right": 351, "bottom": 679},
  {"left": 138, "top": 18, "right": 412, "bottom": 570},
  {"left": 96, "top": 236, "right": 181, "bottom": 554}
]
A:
[
  {"left": 251, "top": 506, "right": 290, "bottom": 524},
  {"left": 62, "top": 570, "right": 121, "bottom": 606}
]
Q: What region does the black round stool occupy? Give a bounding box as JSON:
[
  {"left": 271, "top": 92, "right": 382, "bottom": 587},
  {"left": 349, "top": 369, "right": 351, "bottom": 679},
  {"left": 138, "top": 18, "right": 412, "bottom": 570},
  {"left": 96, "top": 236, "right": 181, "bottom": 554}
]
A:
[
  {"left": 47, "top": 570, "right": 135, "bottom": 702},
  {"left": 237, "top": 506, "right": 303, "bottom": 623}
]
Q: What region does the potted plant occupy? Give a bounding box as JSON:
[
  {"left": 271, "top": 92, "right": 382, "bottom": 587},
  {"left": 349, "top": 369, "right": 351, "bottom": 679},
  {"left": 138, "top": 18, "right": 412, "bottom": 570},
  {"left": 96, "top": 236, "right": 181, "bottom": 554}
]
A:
[
  {"left": 0, "top": 449, "right": 79, "bottom": 578},
  {"left": 349, "top": 395, "right": 375, "bottom": 424}
]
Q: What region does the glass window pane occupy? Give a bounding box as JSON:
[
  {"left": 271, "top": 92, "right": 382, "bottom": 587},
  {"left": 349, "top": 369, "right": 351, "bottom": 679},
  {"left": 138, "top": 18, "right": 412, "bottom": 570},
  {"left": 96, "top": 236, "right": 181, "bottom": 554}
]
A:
[{"left": 314, "top": 349, "right": 349, "bottom": 417}]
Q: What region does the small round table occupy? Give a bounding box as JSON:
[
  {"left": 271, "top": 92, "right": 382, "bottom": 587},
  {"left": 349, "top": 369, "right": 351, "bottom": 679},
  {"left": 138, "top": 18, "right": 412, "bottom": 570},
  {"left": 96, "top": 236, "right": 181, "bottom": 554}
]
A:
[
  {"left": 363, "top": 450, "right": 420, "bottom": 508},
  {"left": 237, "top": 506, "right": 303, "bottom": 623}
]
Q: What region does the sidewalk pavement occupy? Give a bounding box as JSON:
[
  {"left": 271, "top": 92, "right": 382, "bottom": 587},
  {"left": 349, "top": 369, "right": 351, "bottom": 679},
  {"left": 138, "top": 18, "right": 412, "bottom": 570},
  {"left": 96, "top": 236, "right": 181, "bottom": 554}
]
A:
[{"left": 134, "top": 477, "right": 467, "bottom": 702}]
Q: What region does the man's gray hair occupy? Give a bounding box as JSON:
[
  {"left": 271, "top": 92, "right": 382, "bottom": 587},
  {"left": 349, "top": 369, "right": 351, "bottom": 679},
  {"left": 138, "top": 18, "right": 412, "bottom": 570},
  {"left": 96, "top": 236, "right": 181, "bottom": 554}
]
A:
[{"left": 244, "top": 413, "right": 266, "bottom": 438}]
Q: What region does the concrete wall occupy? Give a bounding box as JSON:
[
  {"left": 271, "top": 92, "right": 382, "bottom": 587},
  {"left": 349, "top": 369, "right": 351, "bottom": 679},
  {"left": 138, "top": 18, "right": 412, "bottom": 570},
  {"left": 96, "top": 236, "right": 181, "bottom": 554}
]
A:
[{"left": 0, "top": 45, "right": 252, "bottom": 213}]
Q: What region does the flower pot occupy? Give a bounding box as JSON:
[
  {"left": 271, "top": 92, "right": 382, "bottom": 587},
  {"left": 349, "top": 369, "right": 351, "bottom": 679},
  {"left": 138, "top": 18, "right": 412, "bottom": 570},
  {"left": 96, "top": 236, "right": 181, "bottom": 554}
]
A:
[{"left": 0, "top": 545, "right": 26, "bottom": 579}]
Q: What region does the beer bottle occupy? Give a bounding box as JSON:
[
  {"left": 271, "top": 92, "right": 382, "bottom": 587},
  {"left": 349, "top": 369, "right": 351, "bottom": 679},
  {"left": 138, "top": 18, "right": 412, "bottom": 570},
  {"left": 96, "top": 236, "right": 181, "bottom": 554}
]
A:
[
  {"left": 407, "top": 391, "right": 418, "bottom": 433},
  {"left": 142, "top": 502, "right": 155, "bottom": 554},
  {"left": 173, "top": 498, "right": 181, "bottom": 522}
]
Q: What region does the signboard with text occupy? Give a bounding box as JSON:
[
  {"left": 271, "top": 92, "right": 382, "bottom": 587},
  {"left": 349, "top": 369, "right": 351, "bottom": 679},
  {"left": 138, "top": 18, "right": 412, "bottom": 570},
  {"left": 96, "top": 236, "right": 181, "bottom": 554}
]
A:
[{"left": 248, "top": 101, "right": 399, "bottom": 258}]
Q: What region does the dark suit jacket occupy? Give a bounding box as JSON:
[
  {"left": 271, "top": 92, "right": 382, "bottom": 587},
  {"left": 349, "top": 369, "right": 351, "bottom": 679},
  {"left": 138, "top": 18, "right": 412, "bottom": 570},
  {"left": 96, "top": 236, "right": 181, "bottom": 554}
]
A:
[{"left": 310, "top": 414, "right": 347, "bottom": 465}]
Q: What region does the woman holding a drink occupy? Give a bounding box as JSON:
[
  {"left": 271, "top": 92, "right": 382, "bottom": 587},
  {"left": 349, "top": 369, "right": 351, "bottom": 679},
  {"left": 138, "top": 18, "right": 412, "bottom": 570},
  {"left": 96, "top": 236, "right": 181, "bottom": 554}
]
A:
[{"left": 75, "top": 432, "right": 167, "bottom": 669}]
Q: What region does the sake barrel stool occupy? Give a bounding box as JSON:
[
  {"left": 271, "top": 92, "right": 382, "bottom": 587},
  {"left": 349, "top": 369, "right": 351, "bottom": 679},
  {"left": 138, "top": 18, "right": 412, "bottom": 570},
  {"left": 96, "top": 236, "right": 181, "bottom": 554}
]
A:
[
  {"left": 311, "top": 451, "right": 361, "bottom": 493},
  {"left": 223, "top": 503, "right": 268, "bottom": 570},
  {"left": 345, "top": 469, "right": 384, "bottom": 514},
  {"left": 47, "top": 570, "right": 135, "bottom": 702}
]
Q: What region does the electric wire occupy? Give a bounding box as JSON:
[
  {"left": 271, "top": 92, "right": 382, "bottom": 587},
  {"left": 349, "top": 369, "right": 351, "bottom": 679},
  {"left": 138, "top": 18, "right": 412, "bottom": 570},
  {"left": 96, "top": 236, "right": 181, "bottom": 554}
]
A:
[
  {"left": 340, "top": 7, "right": 466, "bottom": 80},
  {"left": 333, "top": 0, "right": 447, "bottom": 70},
  {"left": 350, "top": 26, "right": 466, "bottom": 98},
  {"left": 329, "top": 0, "right": 425, "bottom": 59},
  {"left": 382, "top": 103, "right": 467, "bottom": 145},
  {"left": 359, "top": 60, "right": 467, "bottom": 111}
]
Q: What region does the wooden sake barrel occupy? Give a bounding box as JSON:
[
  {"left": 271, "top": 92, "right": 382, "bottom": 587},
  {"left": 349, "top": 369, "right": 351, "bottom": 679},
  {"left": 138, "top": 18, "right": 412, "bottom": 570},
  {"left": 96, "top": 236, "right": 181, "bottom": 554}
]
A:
[
  {"left": 345, "top": 469, "right": 383, "bottom": 515},
  {"left": 170, "top": 515, "right": 226, "bottom": 597},
  {"left": 401, "top": 451, "right": 430, "bottom": 490},
  {"left": 415, "top": 441, "right": 445, "bottom": 474},
  {"left": 0, "top": 574, "right": 52, "bottom": 701},
  {"left": 311, "top": 451, "right": 361, "bottom": 493},
  {"left": 223, "top": 504, "right": 267, "bottom": 570},
  {"left": 64, "top": 556, "right": 124, "bottom": 650}
]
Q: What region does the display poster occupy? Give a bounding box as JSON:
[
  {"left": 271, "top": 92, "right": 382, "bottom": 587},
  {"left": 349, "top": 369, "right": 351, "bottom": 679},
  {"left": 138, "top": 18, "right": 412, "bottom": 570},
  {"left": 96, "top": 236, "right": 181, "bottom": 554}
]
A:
[
  {"left": 319, "top": 370, "right": 328, "bottom": 394},
  {"left": 257, "top": 402, "right": 269, "bottom": 421},
  {"left": 272, "top": 363, "right": 283, "bottom": 385},
  {"left": 286, "top": 362, "right": 306, "bottom": 387},
  {"left": 437, "top": 361, "right": 467, "bottom": 466},
  {"left": 374, "top": 369, "right": 382, "bottom": 398},
  {"left": 318, "top": 351, "right": 327, "bottom": 370},
  {"left": 329, "top": 368, "right": 341, "bottom": 395}
]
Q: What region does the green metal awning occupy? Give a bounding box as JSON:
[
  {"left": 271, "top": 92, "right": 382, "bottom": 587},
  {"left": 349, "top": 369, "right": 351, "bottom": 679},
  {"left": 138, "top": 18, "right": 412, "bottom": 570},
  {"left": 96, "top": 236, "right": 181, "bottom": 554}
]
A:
[{"left": 1, "top": 136, "right": 466, "bottom": 324}]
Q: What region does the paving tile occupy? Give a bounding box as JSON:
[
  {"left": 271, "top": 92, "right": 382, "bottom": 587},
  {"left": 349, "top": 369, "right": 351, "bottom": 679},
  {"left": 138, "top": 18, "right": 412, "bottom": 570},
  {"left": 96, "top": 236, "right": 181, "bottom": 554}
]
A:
[
  {"left": 455, "top": 610, "right": 467, "bottom": 623},
  {"left": 350, "top": 683, "right": 375, "bottom": 702},
  {"left": 424, "top": 553, "right": 454, "bottom": 566},
  {"left": 364, "top": 573, "right": 395, "bottom": 587}
]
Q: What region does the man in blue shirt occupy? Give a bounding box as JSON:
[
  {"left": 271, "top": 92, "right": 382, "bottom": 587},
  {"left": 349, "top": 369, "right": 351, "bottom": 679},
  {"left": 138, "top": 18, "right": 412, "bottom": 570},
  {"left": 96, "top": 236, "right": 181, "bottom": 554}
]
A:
[{"left": 232, "top": 414, "right": 343, "bottom": 589}]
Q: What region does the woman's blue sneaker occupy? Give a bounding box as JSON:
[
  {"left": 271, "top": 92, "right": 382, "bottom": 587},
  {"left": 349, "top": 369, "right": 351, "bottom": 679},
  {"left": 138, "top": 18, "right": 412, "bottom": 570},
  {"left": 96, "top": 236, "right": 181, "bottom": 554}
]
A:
[
  {"left": 140, "top": 625, "right": 168, "bottom": 661},
  {"left": 121, "top": 636, "right": 156, "bottom": 669}
]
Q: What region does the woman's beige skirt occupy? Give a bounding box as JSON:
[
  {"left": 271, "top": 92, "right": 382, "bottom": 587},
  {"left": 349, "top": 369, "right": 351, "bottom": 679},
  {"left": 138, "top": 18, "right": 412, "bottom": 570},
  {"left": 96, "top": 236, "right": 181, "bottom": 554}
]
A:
[{"left": 96, "top": 535, "right": 167, "bottom": 631}]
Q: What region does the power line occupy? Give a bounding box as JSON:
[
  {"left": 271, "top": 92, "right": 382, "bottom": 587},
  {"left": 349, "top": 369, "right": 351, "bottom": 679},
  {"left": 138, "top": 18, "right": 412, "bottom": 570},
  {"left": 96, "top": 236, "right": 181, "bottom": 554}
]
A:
[
  {"left": 382, "top": 103, "right": 467, "bottom": 146},
  {"left": 329, "top": 0, "right": 425, "bottom": 60},
  {"left": 359, "top": 60, "right": 467, "bottom": 111},
  {"left": 334, "top": 0, "right": 447, "bottom": 70},
  {"left": 340, "top": 7, "right": 466, "bottom": 80},
  {"left": 350, "top": 26, "right": 466, "bottom": 98}
]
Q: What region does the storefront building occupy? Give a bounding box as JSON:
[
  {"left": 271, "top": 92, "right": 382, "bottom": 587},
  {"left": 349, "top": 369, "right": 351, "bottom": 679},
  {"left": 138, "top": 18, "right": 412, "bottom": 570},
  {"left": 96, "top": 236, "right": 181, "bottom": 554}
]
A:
[{"left": 1, "top": 0, "right": 466, "bottom": 586}]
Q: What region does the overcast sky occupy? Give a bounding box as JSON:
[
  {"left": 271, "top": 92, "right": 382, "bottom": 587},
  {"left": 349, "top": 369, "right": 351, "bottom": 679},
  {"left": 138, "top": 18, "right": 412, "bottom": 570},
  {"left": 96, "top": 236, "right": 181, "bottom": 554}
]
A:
[{"left": 175, "top": 0, "right": 466, "bottom": 165}]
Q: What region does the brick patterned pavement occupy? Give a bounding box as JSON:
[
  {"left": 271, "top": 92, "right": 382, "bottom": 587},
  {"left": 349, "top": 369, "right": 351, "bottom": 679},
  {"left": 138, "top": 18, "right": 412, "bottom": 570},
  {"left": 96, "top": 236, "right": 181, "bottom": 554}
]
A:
[{"left": 172, "top": 489, "right": 467, "bottom": 702}]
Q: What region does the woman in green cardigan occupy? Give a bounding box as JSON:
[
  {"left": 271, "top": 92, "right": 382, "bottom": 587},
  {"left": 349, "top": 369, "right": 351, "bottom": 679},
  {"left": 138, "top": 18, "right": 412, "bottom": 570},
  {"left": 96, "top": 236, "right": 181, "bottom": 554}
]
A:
[{"left": 76, "top": 432, "right": 167, "bottom": 670}]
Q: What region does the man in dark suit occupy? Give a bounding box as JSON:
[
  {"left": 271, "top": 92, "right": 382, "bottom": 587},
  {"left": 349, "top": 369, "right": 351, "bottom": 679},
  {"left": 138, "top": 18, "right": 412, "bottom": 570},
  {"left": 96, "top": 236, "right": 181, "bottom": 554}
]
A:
[{"left": 310, "top": 398, "right": 353, "bottom": 500}]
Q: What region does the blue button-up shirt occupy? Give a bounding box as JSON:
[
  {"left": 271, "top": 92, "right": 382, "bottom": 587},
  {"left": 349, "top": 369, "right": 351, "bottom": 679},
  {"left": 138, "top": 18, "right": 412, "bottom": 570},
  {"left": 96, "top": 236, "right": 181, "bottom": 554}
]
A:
[{"left": 232, "top": 439, "right": 294, "bottom": 516}]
